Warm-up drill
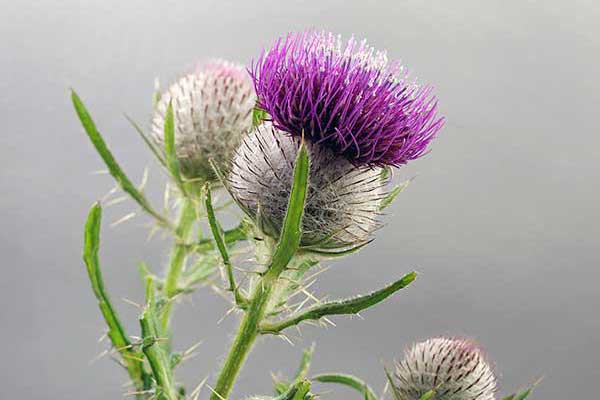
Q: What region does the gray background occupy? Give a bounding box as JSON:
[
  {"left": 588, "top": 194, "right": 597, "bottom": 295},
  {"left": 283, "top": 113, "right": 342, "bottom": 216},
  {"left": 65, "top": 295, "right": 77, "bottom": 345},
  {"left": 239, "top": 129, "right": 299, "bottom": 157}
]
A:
[{"left": 1, "top": 1, "right": 598, "bottom": 399}]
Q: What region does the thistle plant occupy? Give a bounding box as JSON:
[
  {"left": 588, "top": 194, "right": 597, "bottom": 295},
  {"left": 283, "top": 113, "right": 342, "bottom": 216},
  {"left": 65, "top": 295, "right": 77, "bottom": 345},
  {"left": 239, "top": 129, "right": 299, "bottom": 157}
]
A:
[{"left": 72, "top": 30, "right": 538, "bottom": 400}]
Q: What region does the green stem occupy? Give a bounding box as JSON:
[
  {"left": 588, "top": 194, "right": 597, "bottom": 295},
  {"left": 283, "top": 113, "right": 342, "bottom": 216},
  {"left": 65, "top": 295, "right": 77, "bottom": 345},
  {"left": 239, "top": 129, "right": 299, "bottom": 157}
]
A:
[
  {"left": 161, "top": 198, "right": 196, "bottom": 330},
  {"left": 210, "top": 262, "right": 283, "bottom": 400}
]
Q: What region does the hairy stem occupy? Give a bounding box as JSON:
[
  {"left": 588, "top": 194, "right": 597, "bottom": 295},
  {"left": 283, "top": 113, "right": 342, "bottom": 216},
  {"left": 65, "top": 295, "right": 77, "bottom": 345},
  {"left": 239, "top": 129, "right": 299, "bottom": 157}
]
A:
[
  {"left": 210, "top": 268, "right": 279, "bottom": 400},
  {"left": 161, "top": 198, "right": 196, "bottom": 330}
]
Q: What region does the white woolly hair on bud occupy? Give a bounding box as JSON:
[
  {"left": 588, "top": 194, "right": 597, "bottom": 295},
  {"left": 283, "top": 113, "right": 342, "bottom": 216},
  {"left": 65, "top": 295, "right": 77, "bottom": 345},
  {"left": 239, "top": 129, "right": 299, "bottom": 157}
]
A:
[
  {"left": 227, "top": 122, "right": 388, "bottom": 247},
  {"left": 152, "top": 59, "right": 256, "bottom": 180},
  {"left": 394, "top": 337, "right": 497, "bottom": 400}
]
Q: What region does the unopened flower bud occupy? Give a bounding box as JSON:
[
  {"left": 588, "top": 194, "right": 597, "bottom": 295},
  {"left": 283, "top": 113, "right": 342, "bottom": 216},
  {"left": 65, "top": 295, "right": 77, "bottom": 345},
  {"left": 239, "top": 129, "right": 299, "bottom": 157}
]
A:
[
  {"left": 228, "top": 122, "right": 387, "bottom": 248},
  {"left": 393, "top": 337, "right": 497, "bottom": 400},
  {"left": 152, "top": 59, "right": 255, "bottom": 181}
]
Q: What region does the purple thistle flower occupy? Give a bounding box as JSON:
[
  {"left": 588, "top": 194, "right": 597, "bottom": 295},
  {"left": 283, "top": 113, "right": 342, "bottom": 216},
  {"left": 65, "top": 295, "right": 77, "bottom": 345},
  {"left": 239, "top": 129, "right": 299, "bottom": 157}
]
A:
[{"left": 251, "top": 30, "right": 444, "bottom": 167}]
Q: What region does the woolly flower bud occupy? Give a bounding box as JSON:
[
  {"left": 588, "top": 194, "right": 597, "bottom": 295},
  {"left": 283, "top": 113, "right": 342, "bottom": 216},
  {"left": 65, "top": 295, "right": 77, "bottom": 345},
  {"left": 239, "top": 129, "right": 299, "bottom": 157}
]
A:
[
  {"left": 251, "top": 30, "right": 444, "bottom": 167},
  {"left": 393, "top": 338, "right": 497, "bottom": 400},
  {"left": 152, "top": 59, "right": 255, "bottom": 180},
  {"left": 228, "top": 122, "right": 387, "bottom": 247}
]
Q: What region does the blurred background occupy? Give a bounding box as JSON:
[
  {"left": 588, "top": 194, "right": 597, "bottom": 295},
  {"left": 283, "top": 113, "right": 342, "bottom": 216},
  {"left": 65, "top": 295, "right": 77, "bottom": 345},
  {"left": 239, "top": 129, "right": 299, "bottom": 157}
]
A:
[{"left": 1, "top": 1, "right": 598, "bottom": 399}]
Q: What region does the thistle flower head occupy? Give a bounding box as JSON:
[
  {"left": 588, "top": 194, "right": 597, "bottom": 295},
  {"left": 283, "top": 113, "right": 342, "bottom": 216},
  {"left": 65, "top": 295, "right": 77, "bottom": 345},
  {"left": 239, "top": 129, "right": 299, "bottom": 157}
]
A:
[
  {"left": 251, "top": 30, "right": 444, "bottom": 167},
  {"left": 393, "top": 337, "right": 497, "bottom": 400},
  {"left": 152, "top": 59, "right": 255, "bottom": 180},
  {"left": 228, "top": 122, "right": 388, "bottom": 248}
]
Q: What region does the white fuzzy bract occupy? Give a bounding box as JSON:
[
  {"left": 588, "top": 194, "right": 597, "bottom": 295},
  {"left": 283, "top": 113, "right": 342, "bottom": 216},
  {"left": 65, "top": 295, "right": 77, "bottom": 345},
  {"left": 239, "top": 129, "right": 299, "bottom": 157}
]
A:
[
  {"left": 394, "top": 337, "right": 497, "bottom": 400},
  {"left": 152, "top": 59, "right": 255, "bottom": 180},
  {"left": 227, "top": 122, "right": 388, "bottom": 247}
]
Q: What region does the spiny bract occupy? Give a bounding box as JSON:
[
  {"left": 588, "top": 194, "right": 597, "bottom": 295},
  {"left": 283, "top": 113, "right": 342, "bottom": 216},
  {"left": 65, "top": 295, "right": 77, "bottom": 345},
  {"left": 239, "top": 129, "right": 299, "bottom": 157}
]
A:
[
  {"left": 228, "top": 122, "right": 388, "bottom": 248},
  {"left": 152, "top": 59, "right": 255, "bottom": 181},
  {"left": 393, "top": 337, "right": 497, "bottom": 400},
  {"left": 251, "top": 30, "right": 444, "bottom": 167}
]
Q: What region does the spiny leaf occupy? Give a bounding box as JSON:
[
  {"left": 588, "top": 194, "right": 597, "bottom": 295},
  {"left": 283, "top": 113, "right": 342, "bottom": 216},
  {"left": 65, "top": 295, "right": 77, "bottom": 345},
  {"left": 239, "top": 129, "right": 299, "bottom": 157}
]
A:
[
  {"left": 205, "top": 183, "right": 247, "bottom": 306},
  {"left": 82, "top": 203, "right": 149, "bottom": 391},
  {"left": 313, "top": 373, "right": 377, "bottom": 400},
  {"left": 71, "top": 90, "right": 172, "bottom": 228},
  {"left": 268, "top": 142, "right": 309, "bottom": 277},
  {"left": 260, "top": 272, "right": 416, "bottom": 333}
]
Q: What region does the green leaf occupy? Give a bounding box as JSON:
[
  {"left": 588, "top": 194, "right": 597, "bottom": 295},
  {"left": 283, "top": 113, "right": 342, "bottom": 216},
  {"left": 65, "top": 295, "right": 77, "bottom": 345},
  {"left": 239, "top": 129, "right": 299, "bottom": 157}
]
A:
[
  {"left": 82, "top": 203, "right": 149, "bottom": 391},
  {"left": 124, "top": 114, "right": 167, "bottom": 167},
  {"left": 205, "top": 183, "right": 247, "bottom": 306},
  {"left": 268, "top": 142, "right": 309, "bottom": 277},
  {"left": 260, "top": 272, "right": 417, "bottom": 333},
  {"left": 140, "top": 277, "right": 177, "bottom": 400},
  {"left": 313, "top": 374, "right": 377, "bottom": 400},
  {"left": 163, "top": 102, "right": 186, "bottom": 190},
  {"left": 71, "top": 90, "right": 172, "bottom": 228},
  {"left": 253, "top": 106, "right": 268, "bottom": 127}
]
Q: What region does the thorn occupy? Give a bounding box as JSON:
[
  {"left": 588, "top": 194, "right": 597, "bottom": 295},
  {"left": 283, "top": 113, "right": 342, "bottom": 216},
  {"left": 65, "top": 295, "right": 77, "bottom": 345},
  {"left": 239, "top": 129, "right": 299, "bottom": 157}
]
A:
[
  {"left": 139, "top": 167, "right": 149, "bottom": 191},
  {"left": 111, "top": 212, "right": 136, "bottom": 227},
  {"left": 89, "top": 349, "right": 109, "bottom": 365},
  {"left": 101, "top": 185, "right": 119, "bottom": 203},
  {"left": 188, "top": 377, "right": 208, "bottom": 400},
  {"left": 277, "top": 334, "right": 295, "bottom": 346},
  {"left": 217, "top": 306, "right": 237, "bottom": 325},
  {"left": 147, "top": 224, "right": 160, "bottom": 242},
  {"left": 90, "top": 169, "right": 110, "bottom": 175},
  {"left": 124, "top": 389, "right": 155, "bottom": 397},
  {"left": 122, "top": 298, "right": 143, "bottom": 309},
  {"left": 182, "top": 340, "right": 204, "bottom": 356},
  {"left": 206, "top": 384, "right": 226, "bottom": 400},
  {"left": 106, "top": 196, "right": 128, "bottom": 207},
  {"left": 97, "top": 331, "right": 108, "bottom": 343}
]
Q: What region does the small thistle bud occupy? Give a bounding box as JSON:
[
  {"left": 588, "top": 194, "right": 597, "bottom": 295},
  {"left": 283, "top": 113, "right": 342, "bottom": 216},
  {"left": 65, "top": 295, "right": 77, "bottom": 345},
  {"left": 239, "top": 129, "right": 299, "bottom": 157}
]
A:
[
  {"left": 152, "top": 59, "right": 255, "bottom": 181},
  {"left": 393, "top": 337, "right": 497, "bottom": 400},
  {"left": 228, "top": 123, "right": 387, "bottom": 248},
  {"left": 251, "top": 30, "right": 444, "bottom": 167}
]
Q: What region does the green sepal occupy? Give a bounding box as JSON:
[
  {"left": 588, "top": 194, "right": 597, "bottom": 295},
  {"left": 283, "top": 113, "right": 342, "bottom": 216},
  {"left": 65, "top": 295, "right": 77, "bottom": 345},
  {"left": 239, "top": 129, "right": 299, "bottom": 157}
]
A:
[
  {"left": 253, "top": 106, "right": 268, "bottom": 127},
  {"left": 502, "top": 380, "right": 540, "bottom": 400},
  {"left": 71, "top": 90, "right": 172, "bottom": 228},
  {"left": 379, "top": 179, "right": 411, "bottom": 211},
  {"left": 124, "top": 114, "right": 167, "bottom": 167},
  {"left": 163, "top": 102, "right": 186, "bottom": 192},
  {"left": 419, "top": 390, "right": 436, "bottom": 400},
  {"left": 384, "top": 366, "right": 403, "bottom": 400}
]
